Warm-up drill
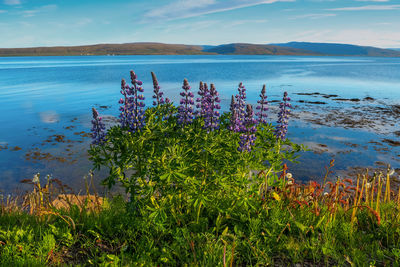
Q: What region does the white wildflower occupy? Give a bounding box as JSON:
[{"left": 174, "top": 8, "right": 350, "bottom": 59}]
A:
[
  {"left": 32, "top": 173, "right": 40, "bottom": 183},
  {"left": 366, "top": 182, "right": 371, "bottom": 189},
  {"left": 389, "top": 169, "right": 395, "bottom": 176},
  {"left": 324, "top": 192, "right": 329, "bottom": 196},
  {"left": 286, "top": 173, "right": 293, "bottom": 179},
  {"left": 287, "top": 180, "right": 293, "bottom": 185}
]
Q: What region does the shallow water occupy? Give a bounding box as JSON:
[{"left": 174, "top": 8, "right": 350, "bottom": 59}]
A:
[{"left": 0, "top": 55, "right": 399, "bottom": 193}]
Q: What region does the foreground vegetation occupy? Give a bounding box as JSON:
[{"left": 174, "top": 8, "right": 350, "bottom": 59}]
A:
[{"left": 1, "top": 70, "right": 399, "bottom": 266}]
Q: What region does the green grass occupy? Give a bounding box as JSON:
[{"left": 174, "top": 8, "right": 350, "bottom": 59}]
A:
[{"left": 1, "top": 170, "right": 400, "bottom": 266}]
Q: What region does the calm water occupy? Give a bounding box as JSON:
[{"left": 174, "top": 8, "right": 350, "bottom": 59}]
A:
[{"left": 1, "top": 55, "right": 399, "bottom": 193}]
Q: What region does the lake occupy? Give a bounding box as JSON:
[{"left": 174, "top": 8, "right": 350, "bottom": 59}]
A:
[{"left": 0, "top": 55, "right": 399, "bottom": 193}]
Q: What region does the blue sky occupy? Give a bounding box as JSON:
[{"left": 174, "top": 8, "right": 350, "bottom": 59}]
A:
[{"left": 0, "top": 0, "right": 399, "bottom": 48}]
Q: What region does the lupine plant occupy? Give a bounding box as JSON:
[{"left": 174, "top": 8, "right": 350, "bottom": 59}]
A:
[
  {"left": 238, "top": 104, "right": 257, "bottom": 152},
  {"left": 177, "top": 78, "right": 194, "bottom": 125},
  {"left": 275, "top": 91, "right": 291, "bottom": 140},
  {"left": 235, "top": 82, "right": 247, "bottom": 126},
  {"left": 88, "top": 69, "right": 305, "bottom": 263},
  {"left": 151, "top": 71, "right": 169, "bottom": 106},
  {"left": 118, "top": 71, "right": 146, "bottom": 132},
  {"left": 256, "top": 84, "right": 268, "bottom": 124},
  {"left": 90, "top": 107, "right": 106, "bottom": 145},
  {"left": 203, "top": 84, "right": 221, "bottom": 131}
]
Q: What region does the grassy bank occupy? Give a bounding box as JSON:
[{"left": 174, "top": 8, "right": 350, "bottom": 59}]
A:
[{"left": 1, "top": 168, "right": 400, "bottom": 266}]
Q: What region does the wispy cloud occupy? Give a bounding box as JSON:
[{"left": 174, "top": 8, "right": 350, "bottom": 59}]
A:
[
  {"left": 289, "top": 13, "right": 336, "bottom": 20},
  {"left": 226, "top": 19, "right": 268, "bottom": 27},
  {"left": 328, "top": 5, "right": 400, "bottom": 11},
  {"left": 21, "top": 4, "right": 57, "bottom": 17},
  {"left": 3, "top": 0, "right": 20, "bottom": 5},
  {"left": 144, "top": 0, "right": 295, "bottom": 22},
  {"left": 0, "top": 10, "right": 7, "bottom": 13}
]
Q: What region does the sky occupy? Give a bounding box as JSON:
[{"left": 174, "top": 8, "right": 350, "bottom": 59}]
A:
[{"left": 0, "top": 0, "right": 399, "bottom": 48}]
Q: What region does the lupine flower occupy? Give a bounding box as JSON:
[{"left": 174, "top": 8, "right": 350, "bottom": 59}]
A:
[
  {"left": 256, "top": 84, "right": 268, "bottom": 124},
  {"left": 151, "top": 72, "right": 169, "bottom": 106},
  {"left": 229, "top": 95, "right": 241, "bottom": 132},
  {"left": 235, "top": 82, "right": 247, "bottom": 129},
  {"left": 118, "top": 71, "right": 146, "bottom": 132},
  {"left": 177, "top": 78, "right": 194, "bottom": 125},
  {"left": 275, "top": 91, "right": 292, "bottom": 140},
  {"left": 91, "top": 107, "right": 107, "bottom": 145},
  {"left": 203, "top": 83, "right": 221, "bottom": 131},
  {"left": 238, "top": 104, "right": 257, "bottom": 152},
  {"left": 195, "top": 81, "right": 209, "bottom": 118}
]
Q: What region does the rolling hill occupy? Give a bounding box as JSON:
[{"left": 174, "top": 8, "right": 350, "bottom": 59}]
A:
[
  {"left": 271, "top": 42, "right": 400, "bottom": 57},
  {"left": 1, "top": 42, "right": 400, "bottom": 57},
  {"left": 0, "top": 43, "right": 209, "bottom": 57}
]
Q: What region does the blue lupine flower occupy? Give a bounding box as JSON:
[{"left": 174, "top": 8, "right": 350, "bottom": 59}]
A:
[
  {"left": 195, "top": 81, "right": 209, "bottom": 118},
  {"left": 238, "top": 104, "right": 257, "bottom": 152},
  {"left": 229, "top": 95, "right": 241, "bottom": 132},
  {"left": 275, "top": 91, "right": 292, "bottom": 140},
  {"left": 151, "top": 71, "right": 170, "bottom": 106},
  {"left": 118, "top": 70, "right": 146, "bottom": 132},
  {"left": 91, "top": 107, "right": 106, "bottom": 145},
  {"left": 235, "top": 82, "right": 247, "bottom": 129},
  {"left": 177, "top": 78, "right": 194, "bottom": 125},
  {"left": 203, "top": 83, "right": 221, "bottom": 131},
  {"left": 256, "top": 84, "right": 268, "bottom": 124}
]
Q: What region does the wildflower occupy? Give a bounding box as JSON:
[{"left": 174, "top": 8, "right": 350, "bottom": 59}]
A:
[
  {"left": 119, "top": 71, "right": 146, "bottom": 132},
  {"left": 177, "top": 78, "right": 194, "bottom": 125},
  {"left": 151, "top": 71, "right": 169, "bottom": 106},
  {"left": 256, "top": 84, "right": 268, "bottom": 124},
  {"left": 203, "top": 83, "right": 221, "bottom": 131},
  {"left": 32, "top": 173, "right": 40, "bottom": 183},
  {"left": 235, "top": 82, "right": 247, "bottom": 126},
  {"left": 287, "top": 180, "right": 293, "bottom": 185},
  {"left": 195, "top": 81, "right": 208, "bottom": 118},
  {"left": 366, "top": 182, "right": 372, "bottom": 189},
  {"left": 286, "top": 173, "right": 293, "bottom": 179},
  {"left": 275, "top": 91, "right": 292, "bottom": 140},
  {"left": 238, "top": 104, "right": 257, "bottom": 152},
  {"left": 389, "top": 168, "right": 395, "bottom": 176},
  {"left": 324, "top": 192, "right": 329, "bottom": 196},
  {"left": 229, "top": 95, "right": 241, "bottom": 132},
  {"left": 91, "top": 107, "right": 107, "bottom": 145}
]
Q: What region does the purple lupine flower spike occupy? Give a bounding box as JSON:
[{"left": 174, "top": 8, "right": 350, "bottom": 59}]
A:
[
  {"left": 275, "top": 91, "right": 292, "bottom": 140},
  {"left": 151, "top": 72, "right": 169, "bottom": 106},
  {"left": 229, "top": 95, "right": 240, "bottom": 132},
  {"left": 203, "top": 83, "right": 221, "bottom": 131},
  {"left": 235, "top": 82, "right": 247, "bottom": 129},
  {"left": 195, "top": 81, "right": 208, "bottom": 118},
  {"left": 91, "top": 107, "right": 106, "bottom": 145},
  {"left": 238, "top": 104, "right": 257, "bottom": 152},
  {"left": 118, "top": 79, "right": 130, "bottom": 128},
  {"left": 256, "top": 84, "right": 268, "bottom": 124},
  {"left": 118, "top": 71, "right": 146, "bottom": 132},
  {"left": 177, "top": 78, "right": 194, "bottom": 125}
]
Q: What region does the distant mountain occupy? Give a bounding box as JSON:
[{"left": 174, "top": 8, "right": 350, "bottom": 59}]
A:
[
  {"left": 272, "top": 42, "right": 400, "bottom": 57},
  {"left": 0, "top": 43, "right": 210, "bottom": 57},
  {"left": 203, "top": 43, "right": 320, "bottom": 55},
  {"left": 1, "top": 42, "right": 400, "bottom": 57}
]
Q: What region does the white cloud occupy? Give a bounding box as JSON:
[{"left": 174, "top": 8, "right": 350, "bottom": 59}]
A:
[
  {"left": 328, "top": 5, "right": 400, "bottom": 11},
  {"left": 144, "top": 0, "right": 295, "bottom": 22},
  {"left": 21, "top": 4, "right": 57, "bottom": 17},
  {"left": 0, "top": 10, "right": 7, "bottom": 13},
  {"left": 289, "top": 13, "right": 336, "bottom": 19},
  {"left": 3, "top": 0, "right": 20, "bottom": 5}
]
